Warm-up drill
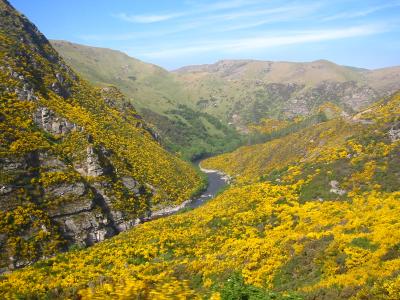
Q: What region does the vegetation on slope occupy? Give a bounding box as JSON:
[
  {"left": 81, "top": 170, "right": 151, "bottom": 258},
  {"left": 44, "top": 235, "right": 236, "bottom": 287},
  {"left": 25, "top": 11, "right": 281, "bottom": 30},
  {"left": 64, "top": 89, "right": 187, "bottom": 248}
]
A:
[
  {"left": 1, "top": 78, "right": 399, "bottom": 298},
  {"left": 202, "top": 118, "right": 357, "bottom": 183},
  {"left": 0, "top": 1, "right": 200, "bottom": 206},
  {"left": 174, "top": 59, "right": 400, "bottom": 127},
  {"left": 142, "top": 105, "right": 242, "bottom": 160},
  {"left": 202, "top": 92, "right": 399, "bottom": 189},
  {"left": 1, "top": 1, "right": 400, "bottom": 298},
  {"left": 52, "top": 42, "right": 400, "bottom": 159},
  {"left": 52, "top": 40, "right": 243, "bottom": 160},
  {"left": 0, "top": 0, "right": 201, "bottom": 270}
]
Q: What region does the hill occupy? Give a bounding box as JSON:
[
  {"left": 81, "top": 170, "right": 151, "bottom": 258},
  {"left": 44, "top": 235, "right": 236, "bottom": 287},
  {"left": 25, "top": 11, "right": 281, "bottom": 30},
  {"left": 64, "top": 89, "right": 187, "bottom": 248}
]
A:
[
  {"left": 174, "top": 59, "right": 400, "bottom": 127},
  {"left": 54, "top": 41, "right": 400, "bottom": 139},
  {"left": 51, "top": 40, "right": 242, "bottom": 159},
  {"left": 1, "top": 0, "right": 400, "bottom": 298},
  {"left": 2, "top": 50, "right": 399, "bottom": 299},
  {"left": 0, "top": 0, "right": 201, "bottom": 272},
  {"left": 51, "top": 40, "right": 186, "bottom": 114},
  {"left": 203, "top": 92, "right": 399, "bottom": 193}
]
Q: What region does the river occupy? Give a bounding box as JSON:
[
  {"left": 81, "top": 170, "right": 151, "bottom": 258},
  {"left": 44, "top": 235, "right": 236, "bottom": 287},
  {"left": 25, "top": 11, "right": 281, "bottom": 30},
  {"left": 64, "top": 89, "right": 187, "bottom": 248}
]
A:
[
  {"left": 187, "top": 160, "right": 230, "bottom": 209},
  {"left": 147, "top": 160, "right": 229, "bottom": 220}
]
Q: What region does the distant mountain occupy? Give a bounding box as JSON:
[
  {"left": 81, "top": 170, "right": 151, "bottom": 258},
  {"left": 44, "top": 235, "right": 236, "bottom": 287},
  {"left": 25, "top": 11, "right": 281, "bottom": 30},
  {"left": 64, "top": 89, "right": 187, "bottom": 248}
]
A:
[
  {"left": 174, "top": 59, "right": 400, "bottom": 126},
  {"left": 52, "top": 40, "right": 242, "bottom": 159},
  {"left": 53, "top": 41, "right": 400, "bottom": 137},
  {"left": 174, "top": 59, "right": 364, "bottom": 83},
  {"left": 51, "top": 40, "right": 186, "bottom": 114},
  {"left": 0, "top": 0, "right": 201, "bottom": 271}
]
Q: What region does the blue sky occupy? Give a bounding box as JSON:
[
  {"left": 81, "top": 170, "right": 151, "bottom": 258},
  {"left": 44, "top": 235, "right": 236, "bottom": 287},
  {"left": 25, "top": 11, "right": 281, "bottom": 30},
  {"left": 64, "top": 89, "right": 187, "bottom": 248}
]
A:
[{"left": 10, "top": 0, "right": 400, "bottom": 70}]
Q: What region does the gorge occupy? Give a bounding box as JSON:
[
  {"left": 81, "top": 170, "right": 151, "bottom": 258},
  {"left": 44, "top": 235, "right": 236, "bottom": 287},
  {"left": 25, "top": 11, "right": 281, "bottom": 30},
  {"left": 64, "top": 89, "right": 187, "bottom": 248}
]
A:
[{"left": 1, "top": 0, "right": 400, "bottom": 299}]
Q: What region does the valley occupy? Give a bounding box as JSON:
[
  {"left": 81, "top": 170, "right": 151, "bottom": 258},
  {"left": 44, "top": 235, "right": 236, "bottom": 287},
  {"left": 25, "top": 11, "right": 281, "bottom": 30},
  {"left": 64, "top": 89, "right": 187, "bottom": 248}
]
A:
[
  {"left": 51, "top": 41, "right": 400, "bottom": 159},
  {"left": 51, "top": 40, "right": 243, "bottom": 160},
  {"left": 1, "top": 0, "right": 400, "bottom": 299}
]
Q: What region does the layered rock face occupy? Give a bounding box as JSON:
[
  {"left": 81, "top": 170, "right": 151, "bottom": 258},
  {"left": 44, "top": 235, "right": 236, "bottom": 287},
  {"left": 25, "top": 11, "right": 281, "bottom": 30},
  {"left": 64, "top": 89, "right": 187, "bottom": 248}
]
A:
[
  {"left": 0, "top": 0, "right": 199, "bottom": 272},
  {"left": 0, "top": 103, "right": 146, "bottom": 271}
]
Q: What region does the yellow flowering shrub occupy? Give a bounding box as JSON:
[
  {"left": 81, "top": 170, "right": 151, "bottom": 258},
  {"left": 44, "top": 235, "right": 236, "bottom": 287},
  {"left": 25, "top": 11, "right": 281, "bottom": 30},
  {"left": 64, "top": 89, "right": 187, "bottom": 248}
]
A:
[
  {"left": 2, "top": 87, "right": 397, "bottom": 299},
  {"left": 1, "top": 1, "right": 400, "bottom": 298},
  {"left": 0, "top": 2, "right": 202, "bottom": 271},
  {"left": 1, "top": 182, "right": 399, "bottom": 299}
]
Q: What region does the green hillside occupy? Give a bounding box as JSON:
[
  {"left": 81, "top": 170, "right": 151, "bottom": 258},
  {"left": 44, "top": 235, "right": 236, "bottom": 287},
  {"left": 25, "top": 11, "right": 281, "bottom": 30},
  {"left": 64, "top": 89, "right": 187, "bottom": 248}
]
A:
[
  {"left": 53, "top": 41, "right": 400, "bottom": 149},
  {"left": 51, "top": 40, "right": 242, "bottom": 159},
  {"left": 174, "top": 59, "right": 400, "bottom": 127},
  {"left": 51, "top": 40, "right": 187, "bottom": 113}
]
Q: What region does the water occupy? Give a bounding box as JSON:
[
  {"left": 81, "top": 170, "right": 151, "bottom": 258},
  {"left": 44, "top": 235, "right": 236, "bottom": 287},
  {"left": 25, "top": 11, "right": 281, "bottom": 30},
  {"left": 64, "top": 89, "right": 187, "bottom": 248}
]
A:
[
  {"left": 143, "top": 159, "right": 229, "bottom": 221},
  {"left": 187, "top": 164, "right": 228, "bottom": 209},
  {"left": 202, "top": 170, "right": 228, "bottom": 197}
]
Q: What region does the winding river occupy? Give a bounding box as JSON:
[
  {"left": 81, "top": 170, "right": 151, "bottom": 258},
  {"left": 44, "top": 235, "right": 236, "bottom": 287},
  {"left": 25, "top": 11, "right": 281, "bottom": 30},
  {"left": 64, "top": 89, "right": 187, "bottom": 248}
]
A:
[
  {"left": 147, "top": 160, "right": 229, "bottom": 220},
  {"left": 187, "top": 161, "right": 230, "bottom": 209}
]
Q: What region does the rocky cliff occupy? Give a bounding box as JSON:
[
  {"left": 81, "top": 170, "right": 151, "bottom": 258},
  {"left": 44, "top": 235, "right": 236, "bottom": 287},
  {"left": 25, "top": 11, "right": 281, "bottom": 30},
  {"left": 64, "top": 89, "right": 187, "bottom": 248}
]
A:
[{"left": 0, "top": 0, "right": 200, "bottom": 272}]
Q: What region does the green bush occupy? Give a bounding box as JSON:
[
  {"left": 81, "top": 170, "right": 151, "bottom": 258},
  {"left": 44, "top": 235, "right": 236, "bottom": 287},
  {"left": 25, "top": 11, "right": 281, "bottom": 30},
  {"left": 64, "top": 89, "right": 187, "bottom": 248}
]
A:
[{"left": 218, "top": 273, "right": 302, "bottom": 300}]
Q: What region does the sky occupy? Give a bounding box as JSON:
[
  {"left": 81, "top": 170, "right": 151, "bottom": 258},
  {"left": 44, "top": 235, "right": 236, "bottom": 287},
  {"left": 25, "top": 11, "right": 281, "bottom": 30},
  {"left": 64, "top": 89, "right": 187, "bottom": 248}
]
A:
[{"left": 9, "top": 0, "right": 400, "bottom": 70}]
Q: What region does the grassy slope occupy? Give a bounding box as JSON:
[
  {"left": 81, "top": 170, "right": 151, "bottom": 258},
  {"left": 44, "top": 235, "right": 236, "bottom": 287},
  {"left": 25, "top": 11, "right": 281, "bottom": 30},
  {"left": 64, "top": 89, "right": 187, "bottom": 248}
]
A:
[
  {"left": 174, "top": 59, "right": 400, "bottom": 124},
  {"left": 52, "top": 40, "right": 242, "bottom": 160},
  {"left": 51, "top": 41, "right": 400, "bottom": 159},
  {"left": 51, "top": 40, "right": 188, "bottom": 114}
]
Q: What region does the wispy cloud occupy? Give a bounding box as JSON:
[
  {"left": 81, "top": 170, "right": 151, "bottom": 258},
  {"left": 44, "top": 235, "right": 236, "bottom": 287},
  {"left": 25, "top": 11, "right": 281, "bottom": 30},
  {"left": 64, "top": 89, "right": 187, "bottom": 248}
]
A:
[
  {"left": 211, "top": 2, "right": 321, "bottom": 31},
  {"left": 113, "top": 0, "right": 264, "bottom": 24},
  {"left": 78, "top": 21, "right": 204, "bottom": 42},
  {"left": 187, "top": 0, "right": 263, "bottom": 11},
  {"left": 84, "top": 2, "right": 316, "bottom": 41},
  {"left": 113, "top": 12, "right": 183, "bottom": 23},
  {"left": 323, "top": 1, "right": 400, "bottom": 21},
  {"left": 137, "top": 24, "right": 386, "bottom": 59},
  {"left": 212, "top": 4, "right": 312, "bottom": 21},
  {"left": 78, "top": 1, "right": 398, "bottom": 69}
]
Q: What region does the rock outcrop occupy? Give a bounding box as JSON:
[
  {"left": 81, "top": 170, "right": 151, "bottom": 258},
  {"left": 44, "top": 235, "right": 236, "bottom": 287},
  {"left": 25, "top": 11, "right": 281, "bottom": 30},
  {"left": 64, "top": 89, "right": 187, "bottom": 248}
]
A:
[
  {"left": 329, "top": 180, "right": 347, "bottom": 196},
  {"left": 388, "top": 122, "right": 400, "bottom": 142},
  {"left": 0, "top": 0, "right": 200, "bottom": 272},
  {"left": 34, "top": 107, "right": 79, "bottom": 135}
]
